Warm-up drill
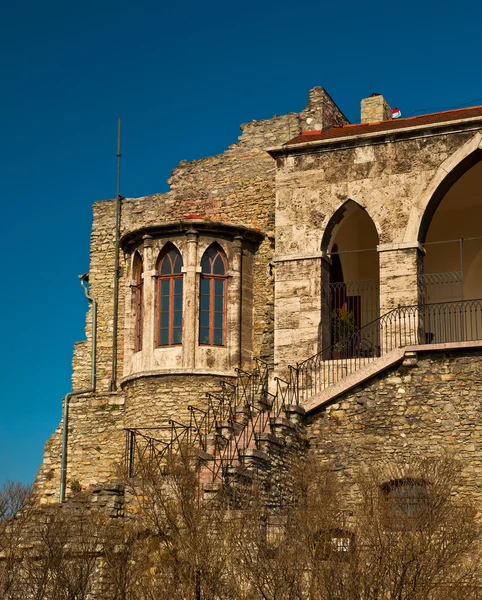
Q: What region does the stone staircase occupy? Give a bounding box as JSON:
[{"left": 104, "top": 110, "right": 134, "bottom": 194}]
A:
[{"left": 125, "top": 359, "right": 307, "bottom": 503}]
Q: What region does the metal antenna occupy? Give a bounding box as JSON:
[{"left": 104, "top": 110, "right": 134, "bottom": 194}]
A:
[
  {"left": 116, "top": 117, "right": 122, "bottom": 200},
  {"left": 110, "top": 117, "right": 122, "bottom": 391}
]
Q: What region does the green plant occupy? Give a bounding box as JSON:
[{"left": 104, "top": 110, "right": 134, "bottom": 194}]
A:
[
  {"left": 70, "top": 479, "right": 81, "bottom": 494},
  {"left": 331, "top": 306, "right": 355, "bottom": 351}
]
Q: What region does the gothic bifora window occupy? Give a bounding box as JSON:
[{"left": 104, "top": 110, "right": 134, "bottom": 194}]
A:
[
  {"left": 133, "top": 252, "right": 143, "bottom": 352},
  {"left": 199, "top": 245, "right": 227, "bottom": 346},
  {"left": 156, "top": 246, "right": 183, "bottom": 346}
]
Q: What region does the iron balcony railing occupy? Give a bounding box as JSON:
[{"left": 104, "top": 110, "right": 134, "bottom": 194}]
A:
[{"left": 295, "top": 298, "right": 482, "bottom": 402}]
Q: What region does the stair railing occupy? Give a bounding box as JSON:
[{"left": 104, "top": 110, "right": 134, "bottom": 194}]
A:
[{"left": 292, "top": 298, "right": 482, "bottom": 403}]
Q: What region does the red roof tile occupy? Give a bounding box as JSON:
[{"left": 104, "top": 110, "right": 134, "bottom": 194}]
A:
[{"left": 284, "top": 105, "right": 482, "bottom": 147}]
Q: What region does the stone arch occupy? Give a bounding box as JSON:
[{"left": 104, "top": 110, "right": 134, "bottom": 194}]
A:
[
  {"left": 321, "top": 199, "right": 380, "bottom": 352},
  {"left": 321, "top": 199, "right": 380, "bottom": 253},
  {"left": 200, "top": 241, "right": 228, "bottom": 272},
  {"left": 415, "top": 141, "right": 482, "bottom": 306},
  {"left": 404, "top": 133, "right": 482, "bottom": 243},
  {"left": 156, "top": 241, "right": 183, "bottom": 268}
]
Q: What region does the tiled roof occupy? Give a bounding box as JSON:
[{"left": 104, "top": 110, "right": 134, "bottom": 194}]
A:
[{"left": 284, "top": 105, "right": 482, "bottom": 147}]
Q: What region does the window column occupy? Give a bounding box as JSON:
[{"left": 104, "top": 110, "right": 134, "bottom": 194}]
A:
[
  {"left": 182, "top": 228, "right": 199, "bottom": 368},
  {"left": 142, "top": 235, "right": 156, "bottom": 370},
  {"left": 228, "top": 235, "right": 243, "bottom": 368}
]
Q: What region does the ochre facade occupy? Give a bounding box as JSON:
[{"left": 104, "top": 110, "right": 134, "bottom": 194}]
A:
[{"left": 35, "top": 88, "right": 482, "bottom": 514}]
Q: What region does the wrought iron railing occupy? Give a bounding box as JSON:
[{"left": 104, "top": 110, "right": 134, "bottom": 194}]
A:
[
  {"left": 324, "top": 278, "right": 380, "bottom": 332},
  {"left": 295, "top": 298, "right": 482, "bottom": 402},
  {"left": 124, "top": 358, "right": 280, "bottom": 482},
  {"left": 123, "top": 300, "right": 482, "bottom": 484},
  {"left": 420, "top": 271, "right": 463, "bottom": 303},
  {"left": 124, "top": 421, "right": 191, "bottom": 477}
]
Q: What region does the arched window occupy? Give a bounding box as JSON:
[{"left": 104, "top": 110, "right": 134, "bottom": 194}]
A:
[
  {"left": 199, "top": 245, "right": 227, "bottom": 346},
  {"left": 133, "top": 253, "right": 143, "bottom": 352},
  {"left": 156, "top": 245, "right": 183, "bottom": 346},
  {"left": 381, "top": 478, "right": 429, "bottom": 527}
]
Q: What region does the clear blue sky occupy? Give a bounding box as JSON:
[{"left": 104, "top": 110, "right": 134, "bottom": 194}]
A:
[{"left": 1, "top": 0, "right": 481, "bottom": 485}]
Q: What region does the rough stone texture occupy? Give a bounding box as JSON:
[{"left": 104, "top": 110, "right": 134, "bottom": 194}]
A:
[
  {"left": 33, "top": 85, "right": 482, "bottom": 542},
  {"left": 122, "top": 374, "right": 235, "bottom": 429},
  {"left": 272, "top": 126, "right": 481, "bottom": 371},
  {"left": 360, "top": 93, "right": 392, "bottom": 123},
  {"left": 35, "top": 87, "right": 346, "bottom": 501},
  {"left": 36, "top": 393, "right": 125, "bottom": 503},
  {"left": 307, "top": 349, "right": 482, "bottom": 505}
]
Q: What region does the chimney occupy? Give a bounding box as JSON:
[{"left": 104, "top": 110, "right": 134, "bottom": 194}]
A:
[{"left": 361, "top": 93, "right": 392, "bottom": 124}]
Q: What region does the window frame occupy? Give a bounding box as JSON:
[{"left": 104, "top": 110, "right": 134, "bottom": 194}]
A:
[
  {"left": 381, "top": 478, "right": 429, "bottom": 528},
  {"left": 315, "top": 528, "right": 354, "bottom": 562},
  {"left": 156, "top": 246, "right": 184, "bottom": 347},
  {"left": 199, "top": 246, "right": 228, "bottom": 347},
  {"left": 133, "top": 253, "right": 143, "bottom": 352}
]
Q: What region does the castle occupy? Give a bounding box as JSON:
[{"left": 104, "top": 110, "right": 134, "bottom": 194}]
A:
[{"left": 35, "top": 87, "right": 482, "bottom": 514}]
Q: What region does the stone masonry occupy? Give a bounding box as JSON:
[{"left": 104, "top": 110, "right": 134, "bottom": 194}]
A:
[
  {"left": 307, "top": 348, "right": 482, "bottom": 508},
  {"left": 34, "top": 87, "right": 347, "bottom": 503},
  {"left": 33, "top": 84, "right": 482, "bottom": 539}
]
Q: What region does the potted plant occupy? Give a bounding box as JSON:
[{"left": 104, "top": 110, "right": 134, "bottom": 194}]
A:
[{"left": 331, "top": 306, "right": 356, "bottom": 359}]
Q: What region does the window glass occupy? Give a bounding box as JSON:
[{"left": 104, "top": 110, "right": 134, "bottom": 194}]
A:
[
  {"left": 214, "top": 312, "right": 223, "bottom": 329},
  {"left": 213, "top": 254, "right": 225, "bottom": 275},
  {"left": 174, "top": 278, "right": 182, "bottom": 294},
  {"left": 199, "top": 328, "right": 210, "bottom": 344},
  {"left": 200, "top": 295, "right": 210, "bottom": 311},
  {"left": 161, "top": 256, "right": 172, "bottom": 275},
  {"left": 199, "top": 245, "right": 227, "bottom": 346},
  {"left": 172, "top": 251, "right": 183, "bottom": 274},
  {"left": 159, "top": 329, "right": 169, "bottom": 346},
  {"left": 157, "top": 246, "right": 183, "bottom": 346},
  {"left": 214, "top": 295, "right": 224, "bottom": 312},
  {"left": 160, "top": 312, "right": 169, "bottom": 330},
  {"left": 173, "top": 294, "right": 182, "bottom": 311},
  {"left": 201, "top": 253, "right": 211, "bottom": 274},
  {"left": 200, "top": 311, "right": 209, "bottom": 328}
]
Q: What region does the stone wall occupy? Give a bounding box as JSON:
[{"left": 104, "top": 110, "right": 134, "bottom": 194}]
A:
[
  {"left": 36, "top": 88, "right": 346, "bottom": 501},
  {"left": 307, "top": 348, "right": 482, "bottom": 506},
  {"left": 275, "top": 131, "right": 476, "bottom": 255},
  {"left": 35, "top": 393, "right": 125, "bottom": 503},
  {"left": 122, "top": 373, "right": 235, "bottom": 429},
  {"left": 76, "top": 86, "right": 346, "bottom": 392},
  {"left": 273, "top": 126, "right": 482, "bottom": 370}
]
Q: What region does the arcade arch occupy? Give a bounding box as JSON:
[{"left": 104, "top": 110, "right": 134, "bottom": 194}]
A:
[
  {"left": 421, "top": 157, "right": 482, "bottom": 303},
  {"left": 322, "top": 200, "right": 380, "bottom": 351}
]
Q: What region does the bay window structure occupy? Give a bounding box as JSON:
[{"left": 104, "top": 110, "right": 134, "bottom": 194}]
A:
[
  {"left": 133, "top": 252, "right": 143, "bottom": 352},
  {"left": 121, "top": 221, "right": 262, "bottom": 381},
  {"left": 199, "top": 245, "right": 227, "bottom": 346},
  {"left": 156, "top": 245, "right": 183, "bottom": 346}
]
